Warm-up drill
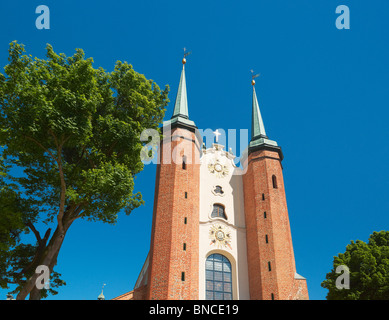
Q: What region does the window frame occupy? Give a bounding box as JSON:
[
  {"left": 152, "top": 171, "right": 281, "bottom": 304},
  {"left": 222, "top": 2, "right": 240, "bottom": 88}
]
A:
[
  {"left": 205, "top": 253, "right": 233, "bottom": 300},
  {"left": 211, "top": 203, "right": 227, "bottom": 220}
]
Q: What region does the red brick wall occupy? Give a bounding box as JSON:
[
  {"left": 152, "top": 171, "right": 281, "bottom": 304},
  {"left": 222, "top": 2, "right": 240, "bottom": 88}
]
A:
[
  {"left": 146, "top": 127, "right": 200, "bottom": 300},
  {"left": 243, "top": 149, "right": 308, "bottom": 300}
]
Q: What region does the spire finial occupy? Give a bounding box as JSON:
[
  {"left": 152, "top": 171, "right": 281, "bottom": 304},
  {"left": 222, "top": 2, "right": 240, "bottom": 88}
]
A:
[
  {"left": 251, "top": 69, "right": 260, "bottom": 86},
  {"left": 182, "top": 47, "right": 191, "bottom": 65}
]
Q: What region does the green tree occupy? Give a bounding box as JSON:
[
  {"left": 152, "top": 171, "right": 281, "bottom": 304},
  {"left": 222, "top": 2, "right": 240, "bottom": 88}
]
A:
[
  {"left": 322, "top": 231, "right": 389, "bottom": 300},
  {"left": 0, "top": 157, "right": 26, "bottom": 288},
  {"left": 0, "top": 41, "right": 169, "bottom": 299},
  {"left": 0, "top": 157, "right": 65, "bottom": 299}
]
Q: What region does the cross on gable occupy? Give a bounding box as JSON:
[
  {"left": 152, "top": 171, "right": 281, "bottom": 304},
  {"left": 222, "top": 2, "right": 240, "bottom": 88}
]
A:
[{"left": 213, "top": 129, "right": 221, "bottom": 143}]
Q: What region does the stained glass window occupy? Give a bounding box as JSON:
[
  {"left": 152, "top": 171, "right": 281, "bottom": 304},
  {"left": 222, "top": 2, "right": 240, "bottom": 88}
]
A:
[{"left": 205, "top": 254, "right": 232, "bottom": 300}]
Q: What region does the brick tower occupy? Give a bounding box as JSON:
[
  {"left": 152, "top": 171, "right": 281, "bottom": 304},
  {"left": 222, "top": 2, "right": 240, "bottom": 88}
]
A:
[
  {"left": 146, "top": 56, "right": 201, "bottom": 300},
  {"left": 241, "top": 77, "right": 308, "bottom": 300},
  {"left": 113, "top": 60, "right": 308, "bottom": 301}
]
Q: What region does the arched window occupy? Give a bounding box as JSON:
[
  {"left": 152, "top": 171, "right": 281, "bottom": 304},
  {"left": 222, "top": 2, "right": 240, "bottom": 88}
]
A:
[
  {"left": 182, "top": 155, "right": 187, "bottom": 170},
  {"left": 205, "top": 254, "right": 232, "bottom": 300},
  {"left": 272, "top": 175, "right": 278, "bottom": 189},
  {"left": 211, "top": 204, "right": 227, "bottom": 219}
]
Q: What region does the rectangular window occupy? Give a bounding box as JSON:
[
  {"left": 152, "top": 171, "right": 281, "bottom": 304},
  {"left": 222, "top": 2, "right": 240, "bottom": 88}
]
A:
[
  {"left": 271, "top": 293, "right": 275, "bottom": 300},
  {"left": 181, "top": 272, "right": 185, "bottom": 281},
  {"left": 264, "top": 211, "right": 267, "bottom": 219},
  {"left": 185, "top": 192, "right": 188, "bottom": 198},
  {"left": 183, "top": 243, "right": 186, "bottom": 251},
  {"left": 262, "top": 193, "right": 265, "bottom": 200},
  {"left": 265, "top": 235, "right": 268, "bottom": 243},
  {"left": 272, "top": 175, "right": 278, "bottom": 189},
  {"left": 268, "top": 262, "right": 271, "bottom": 271},
  {"left": 184, "top": 217, "right": 187, "bottom": 224}
]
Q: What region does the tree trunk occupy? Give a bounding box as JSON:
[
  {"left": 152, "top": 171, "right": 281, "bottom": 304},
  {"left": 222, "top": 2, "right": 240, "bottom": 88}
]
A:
[
  {"left": 16, "top": 223, "right": 71, "bottom": 300},
  {"left": 29, "top": 286, "right": 41, "bottom": 300}
]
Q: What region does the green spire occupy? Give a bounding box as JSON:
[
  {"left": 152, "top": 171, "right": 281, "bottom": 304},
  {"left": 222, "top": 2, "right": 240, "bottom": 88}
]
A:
[
  {"left": 171, "top": 63, "right": 189, "bottom": 119},
  {"left": 163, "top": 56, "right": 196, "bottom": 129},
  {"left": 249, "top": 79, "right": 279, "bottom": 150},
  {"left": 251, "top": 85, "right": 267, "bottom": 140}
]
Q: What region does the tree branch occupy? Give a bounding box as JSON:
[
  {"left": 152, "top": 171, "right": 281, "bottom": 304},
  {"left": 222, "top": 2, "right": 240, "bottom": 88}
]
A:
[
  {"left": 42, "top": 228, "right": 51, "bottom": 243},
  {"left": 56, "top": 145, "right": 66, "bottom": 236},
  {"left": 47, "top": 129, "right": 59, "bottom": 148},
  {"left": 24, "top": 136, "right": 57, "bottom": 164},
  {"left": 25, "top": 133, "right": 67, "bottom": 237},
  {"left": 26, "top": 221, "right": 42, "bottom": 244},
  {"left": 47, "top": 129, "right": 68, "bottom": 236}
]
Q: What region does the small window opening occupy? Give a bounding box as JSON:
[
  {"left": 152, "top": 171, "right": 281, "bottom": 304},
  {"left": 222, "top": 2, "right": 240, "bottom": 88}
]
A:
[
  {"left": 272, "top": 175, "right": 278, "bottom": 189},
  {"left": 181, "top": 272, "right": 185, "bottom": 281},
  {"left": 183, "top": 243, "right": 186, "bottom": 251},
  {"left": 262, "top": 193, "right": 265, "bottom": 200},
  {"left": 185, "top": 192, "right": 188, "bottom": 198},
  {"left": 182, "top": 156, "right": 187, "bottom": 170},
  {"left": 214, "top": 185, "right": 224, "bottom": 195},
  {"left": 184, "top": 217, "right": 187, "bottom": 224},
  {"left": 265, "top": 235, "right": 269, "bottom": 243},
  {"left": 264, "top": 211, "right": 267, "bottom": 219},
  {"left": 268, "top": 262, "right": 272, "bottom": 271}
]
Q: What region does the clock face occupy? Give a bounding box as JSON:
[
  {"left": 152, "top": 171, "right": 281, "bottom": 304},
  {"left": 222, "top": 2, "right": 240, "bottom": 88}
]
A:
[
  {"left": 215, "top": 230, "right": 225, "bottom": 241},
  {"left": 214, "top": 164, "right": 222, "bottom": 172},
  {"left": 208, "top": 160, "right": 229, "bottom": 178}
]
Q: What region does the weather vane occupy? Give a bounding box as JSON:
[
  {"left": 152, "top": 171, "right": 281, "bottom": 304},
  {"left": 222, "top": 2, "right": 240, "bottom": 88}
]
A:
[
  {"left": 251, "top": 69, "right": 260, "bottom": 85},
  {"left": 182, "top": 47, "right": 192, "bottom": 64}
]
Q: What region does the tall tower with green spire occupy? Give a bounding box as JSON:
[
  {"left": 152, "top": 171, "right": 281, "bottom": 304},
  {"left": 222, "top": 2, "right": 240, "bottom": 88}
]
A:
[
  {"left": 145, "top": 53, "right": 201, "bottom": 300},
  {"left": 242, "top": 75, "right": 308, "bottom": 300}
]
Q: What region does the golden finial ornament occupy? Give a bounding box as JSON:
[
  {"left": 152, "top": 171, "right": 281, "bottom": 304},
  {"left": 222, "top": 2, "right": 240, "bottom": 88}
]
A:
[
  {"left": 251, "top": 69, "right": 260, "bottom": 85},
  {"left": 183, "top": 47, "right": 191, "bottom": 65}
]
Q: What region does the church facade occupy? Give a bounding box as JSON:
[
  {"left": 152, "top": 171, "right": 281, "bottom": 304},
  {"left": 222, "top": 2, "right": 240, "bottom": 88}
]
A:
[{"left": 113, "top": 57, "right": 308, "bottom": 300}]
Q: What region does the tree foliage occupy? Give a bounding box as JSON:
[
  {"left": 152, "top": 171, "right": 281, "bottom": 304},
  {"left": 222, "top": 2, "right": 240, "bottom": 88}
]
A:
[
  {"left": 0, "top": 41, "right": 169, "bottom": 299},
  {"left": 322, "top": 231, "right": 389, "bottom": 300}
]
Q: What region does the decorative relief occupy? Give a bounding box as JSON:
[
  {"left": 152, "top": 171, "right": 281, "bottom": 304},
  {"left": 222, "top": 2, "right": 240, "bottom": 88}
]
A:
[
  {"left": 208, "top": 160, "right": 229, "bottom": 178},
  {"left": 209, "top": 224, "right": 232, "bottom": 250}
]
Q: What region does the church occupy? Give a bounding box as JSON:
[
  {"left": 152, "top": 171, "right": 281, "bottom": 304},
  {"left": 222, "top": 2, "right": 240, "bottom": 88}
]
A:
[{"left": 113, "top": 55, "right": 308, "bottom": 300}]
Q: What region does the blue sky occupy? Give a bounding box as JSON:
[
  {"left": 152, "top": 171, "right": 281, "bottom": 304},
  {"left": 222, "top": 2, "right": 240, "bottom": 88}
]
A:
[{"left": 1, "top": 0, "right": 389, "bottom": 300}]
